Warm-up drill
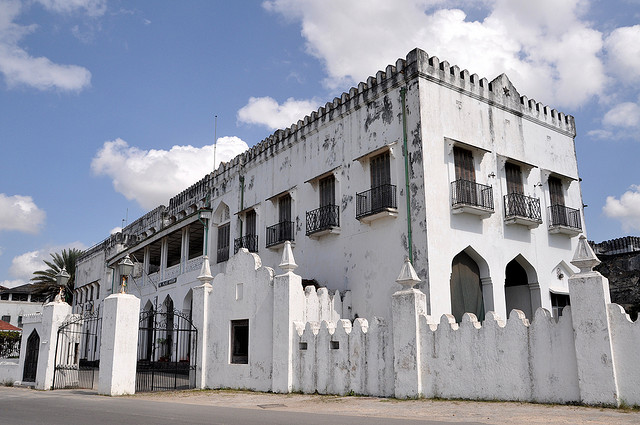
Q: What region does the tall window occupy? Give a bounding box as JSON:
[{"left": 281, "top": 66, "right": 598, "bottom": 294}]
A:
[
  {"left": 319, "top": 175, "right": 335, "bottom": 207},
  {"left": 505, "top": 163, "right": 523, "bottom": 194},
  {"left": 246, "top": 210, "right": 256, "bottom": 236},
  {"left": 548, "top": 177, "right": 564, "bottom": 206},
  {"left": 370, "top": 151, "right": 391, "bottom": 188},
  {"left": 551, "top": 292, "right": 570, "bottom": 320},
  {"left": 231, "top": 319, "right": 249, "bottom": 364},
  {"left": 279, "top": 194, "right": 292, "bottom": 223},
  {"left": 454, "top": 147, "right": 475, "bottom": 181},
  {"left": 217, "top": 223, "right": 230, "bottom": 263}
]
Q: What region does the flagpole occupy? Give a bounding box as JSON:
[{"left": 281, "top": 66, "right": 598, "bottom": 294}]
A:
[{"left": 213, "top": 114, "right": 218, "bottom": 172}]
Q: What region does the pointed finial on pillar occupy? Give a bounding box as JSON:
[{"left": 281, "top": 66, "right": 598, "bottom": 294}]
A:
[
  {"left": 396, "top": 256, "right": 421, "bottom": 290},
  {"left": 571, "top": 235, "right": 601, "bottom": 273},
  {"left": 279, "top": 241, "right": 297, "bottom": 273},
  {"left": 197, "top": 255, "right": 213, "bottom": 285}
]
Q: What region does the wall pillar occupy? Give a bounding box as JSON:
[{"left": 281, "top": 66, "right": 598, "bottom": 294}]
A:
[
  {"left": 35, "top": 300, "right": 71, "bottom": 390},
  {"left": 192, "top": 255, "right": 213, "bottom": 389},
  {"left": 391, "top": 258, "right": 426, "bottom": 398},
  {"left": 568, "top": 236, "right": 619, "bottom": 406},
  {"left": 98, "top": 293, "right": 140, "bottom": 396},
  {"left": 272, "top": 242, "right": 305, "bottom": 393}
]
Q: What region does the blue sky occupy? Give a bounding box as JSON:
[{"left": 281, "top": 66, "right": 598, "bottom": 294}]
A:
[{"left": 1, "top": 0, "right": 639, "bottom": 288}]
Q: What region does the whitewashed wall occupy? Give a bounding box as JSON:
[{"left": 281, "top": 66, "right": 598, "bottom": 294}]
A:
[{"left": 292, "top": 317, "right": 393, "bottom": 396}]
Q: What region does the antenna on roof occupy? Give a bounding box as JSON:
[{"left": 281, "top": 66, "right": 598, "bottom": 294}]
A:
[{"left": 213, "top": 114, "right": 218, "bottom": 172}]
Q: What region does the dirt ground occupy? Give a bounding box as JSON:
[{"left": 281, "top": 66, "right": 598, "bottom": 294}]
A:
[{"left": 127, "top": 389, "right": 640, "bottom": 424}]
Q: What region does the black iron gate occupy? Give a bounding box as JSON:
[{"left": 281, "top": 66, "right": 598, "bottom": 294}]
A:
[
  {"left": 52, "top": 308, "right": 102, "bottom": 389},
  {"left": 136, "top": 308, "right": 197, "bottom": 392}
]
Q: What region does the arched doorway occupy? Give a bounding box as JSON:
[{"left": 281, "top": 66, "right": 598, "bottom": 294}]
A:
[
  {"left": 450, "top": 251, "right": 485, "bottom": 322},
  {"left": 505, "top": 259, "right": 533, "bottom": 319},
  {"left": 22, "top": 330, "right": 40, "bottom": 382}
]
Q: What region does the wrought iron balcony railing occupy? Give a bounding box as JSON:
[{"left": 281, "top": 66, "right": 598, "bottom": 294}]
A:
[
  {"left": 451, "top": 179, "right": 494, "bottom": 211},
  {"left": 548, "top": 205, "right": 582, "bottom": 230},
  {"left": 234, "top": 235, "right": 258, "bottom": 254},
  {"left": 356, "top": 184, "right": 397, "bottom": 220},
  {"left": 266, "top": 221, "right": 295, "bottom": 248},
  {"left": 306, "top": 205, "right": 340, "bottom": 236},
  {"left": 216, "top": 246, "right": 229, "bottom": 264},
  {"left": 504, "top": 193, "right": 542, "bottom": 222}
]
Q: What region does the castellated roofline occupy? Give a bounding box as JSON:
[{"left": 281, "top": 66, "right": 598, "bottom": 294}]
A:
[
  {"left": 85, "top": 48, "right": 577, "bottom": 257},
  {"left": 221, "top": 47, "right": 575, "bottom": 185}
]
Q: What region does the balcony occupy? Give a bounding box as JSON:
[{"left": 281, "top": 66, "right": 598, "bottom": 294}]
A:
[
  {"left": 548, "top": 205, "right": 582, "bottom": 236},
  {"left": 216, "top": 246, "right": 230, "bottom": 264},
  {"left": 266, "top": 221, "right": 295, "bottom": 248},
  {"left": 234, "top": 235, "right": 258, "bottom": 254},
  {"left": 504, "top": 193, "right": 543, "bottom": 229},
  {"left": 356, "top": 184, "right": 398, "bottom": 223},
  {"left": 306, "top": 205, "right": 340, "bottom": 237},
  {"left": 451, "top": 179, "right": 494, "bottom": 217}
]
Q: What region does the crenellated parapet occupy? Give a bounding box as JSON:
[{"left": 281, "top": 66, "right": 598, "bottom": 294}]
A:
[
  {"left": 207, "top": 48, "right": 575, "bottom": 182},
  {"left": 590, "top": 236, "right": 640, "bottom": 255}
]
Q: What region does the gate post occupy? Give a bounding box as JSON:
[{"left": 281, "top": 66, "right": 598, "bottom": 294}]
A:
[
  {"left": 192, "top": 256, "right": 213, "bottom": 389},
  {"left": 391, "top": 258, "right": 426, "bottom": 399},
  {"left": 271, "top": 242, "right": 305, "bottom": 393},
  {"left": 568, "top": 236, "right": 620, "bottom": 406},
  {"left": 35, "top": 300, "right": 72, "bottom": 390},
  {"left": 98, "top": 293, "right": 140, "bottom": 396}
]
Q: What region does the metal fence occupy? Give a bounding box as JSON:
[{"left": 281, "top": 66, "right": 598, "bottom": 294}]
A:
[
  {"left": 504, "top": 193, "right": 542, "bottom": 222},
  {"left": 356, "top": 184, "right": 397, "bottom": 219},
  {"left": 548, "top": 205, "right": 582, "bottom": 230},
  {"left": 306, "top": 205, "right": 340, "bottom": 235},
  {"left": 136, "top": 308, "right": 197, "bottom": 392},
  {"left": 52, "top": 309, "right": 102, "bottom": 390},
  {"left": 451, "top": 179, "right": 494, "bottom": 211},
  {"left": 266, "top": 221, "right": 295, "bottom": 247}
]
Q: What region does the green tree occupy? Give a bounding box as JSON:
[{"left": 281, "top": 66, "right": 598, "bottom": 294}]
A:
[{"left": 31, "top": 248, "right": 83, "bottom": 304}]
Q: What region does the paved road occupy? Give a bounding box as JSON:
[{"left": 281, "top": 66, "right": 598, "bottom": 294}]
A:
[
  {"left": 1, "top": 386, "right": 638, "bottom": 425},
  {"left": 0, "top": 387, "right": 474, "bottom": 425}
]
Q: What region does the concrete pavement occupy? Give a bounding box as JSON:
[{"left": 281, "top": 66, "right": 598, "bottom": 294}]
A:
[{"left": 1, "top": 386, "right": 638, "bottom": 425}]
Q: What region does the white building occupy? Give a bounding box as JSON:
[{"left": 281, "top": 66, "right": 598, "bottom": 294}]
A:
[
  {"left": 76, "top": 47, "right": 584, "bottom": 326},
  {"left": 0, "top": 284, "right": 45, "bottom": 328}
]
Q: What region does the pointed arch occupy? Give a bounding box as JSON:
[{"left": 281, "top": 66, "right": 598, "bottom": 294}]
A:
[
  {"left": 22, "top": 330, "right": 40, "bottom": 382},
  {"left": 504, "top": 254, "right": 540, "bottom": 319},
  {"left": 182, "top": 289, "right": 193, "bottom": 319},
  {"left": 450, "top": 247, "right": 490, "bottom": 322}
]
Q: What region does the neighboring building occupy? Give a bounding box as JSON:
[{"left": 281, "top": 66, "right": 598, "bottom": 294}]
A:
[
  {"left": 591, "top": 236, "right": 640, "bottom": 320},
  {"left": 76, "top": 48, "right": 585, "bottom": 325},
  {"left": 0, "top": 284, "right": 45, "bottom": 328}
]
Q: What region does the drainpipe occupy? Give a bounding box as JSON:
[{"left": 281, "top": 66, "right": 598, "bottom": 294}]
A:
[
  {"left": 198, "top": 206, "right": 210, "bottom": 257},
  {"left": 401, "top": 87, "right": 414, "bottom": 264},
  {"left": 239, "top": 175, "right": 245, "bottom": 237}
]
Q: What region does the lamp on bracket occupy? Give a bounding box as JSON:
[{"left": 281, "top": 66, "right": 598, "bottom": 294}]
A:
[
  {"left": 117, "top": 254, "right": 134, "bottom": 294},
  {"left": 54, "top": 266, "right": 70, "bottom": 303}
]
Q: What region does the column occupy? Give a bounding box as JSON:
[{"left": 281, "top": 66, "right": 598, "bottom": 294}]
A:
[
  {"left": 98, "top": 293, "right": 141, "bottom": 396},
  {"left": 271, "top": 241, "right": 306, "bottom": 393},
  {"left": 569, "top": 236, "right": 619, "bottom": 406},
  {"left": 391, "top": 258, "right": 426, "bottom": 398}
]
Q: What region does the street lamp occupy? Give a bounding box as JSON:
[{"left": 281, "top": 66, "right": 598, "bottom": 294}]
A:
[
  {"left": 117, "top": 254, "right": 134, "bottom": 294},
  {"left": 54, "top": 266, "right": 70, "bottom": 303}
]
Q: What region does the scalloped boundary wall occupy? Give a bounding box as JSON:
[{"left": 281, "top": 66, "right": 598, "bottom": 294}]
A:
[{"left": 289, "top": 270, "right": 640, "bottom": 406}]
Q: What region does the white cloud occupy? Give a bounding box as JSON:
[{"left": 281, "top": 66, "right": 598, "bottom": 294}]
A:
[
  {"left": 0, "top": 0, "right": 92, "bottom": 91},
  {"left": 603, "top": 185, "right": 640, "bottom": 232},
  {"left": 605, "top": 25, "right": 640, "bottom": 83},
  {"left": 603, "top": 102, "right": 640, "bottom": 128},
  {"left": 263, "top": 0, "right": 608, "bottom": 108},
  {"left": 110, "top": 226, "right": 122, "bottom": 235},
  {"left": 237, "top": 96, "right": 321, "bottom": 130},
  {"left": 91, "top": 137, "right": 250, "bottom": 210},
  {"left": 0, "top": 193, "right": 46, "bottom": 234},
  {"left": 34, "top": 0, "right": 107, "bottom": 17},
  {"left": 1, "top": 241, "right": 86, "bottom": 288}
]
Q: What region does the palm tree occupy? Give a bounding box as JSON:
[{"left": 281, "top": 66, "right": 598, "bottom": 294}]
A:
[{"left": 31, "top": 248, "right": 83, "bottom": 304}]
